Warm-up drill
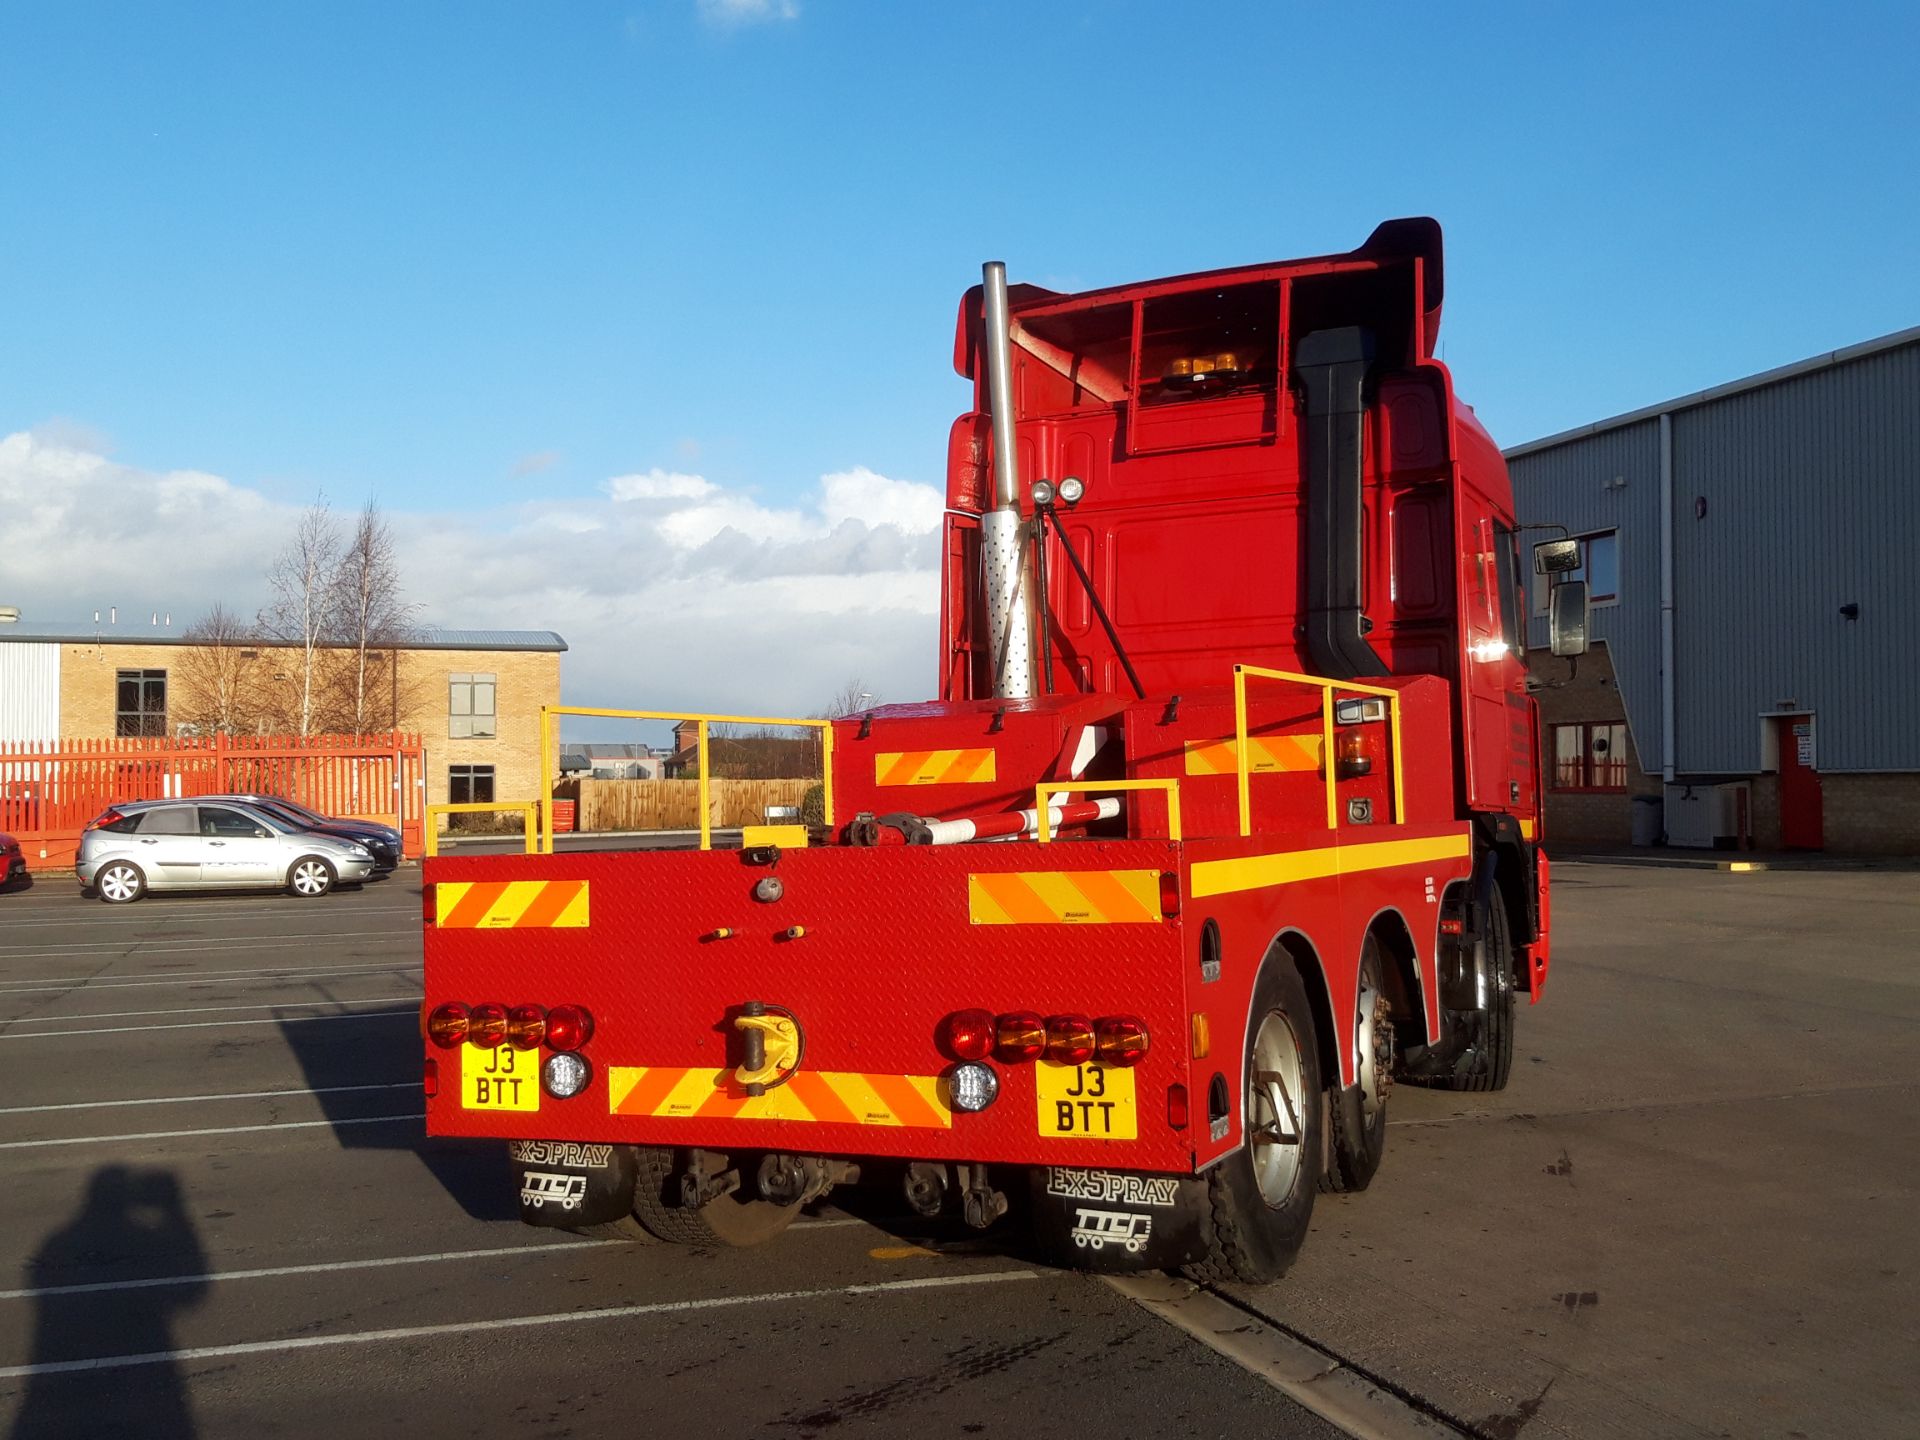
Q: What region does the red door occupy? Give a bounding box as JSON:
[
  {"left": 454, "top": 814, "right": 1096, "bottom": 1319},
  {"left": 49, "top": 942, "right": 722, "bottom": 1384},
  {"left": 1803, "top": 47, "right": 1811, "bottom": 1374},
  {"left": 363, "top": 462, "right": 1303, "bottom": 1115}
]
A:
[{"left": 1776, "top": 716, "right": 1823, "bottom": 850}]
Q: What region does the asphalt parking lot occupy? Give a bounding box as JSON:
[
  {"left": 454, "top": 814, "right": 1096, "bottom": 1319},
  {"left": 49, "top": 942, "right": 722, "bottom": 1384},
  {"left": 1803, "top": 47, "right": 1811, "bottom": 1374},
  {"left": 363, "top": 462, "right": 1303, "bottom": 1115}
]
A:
[{"left": 1, "top": 860, "right": 1914, "bottom": 1439}]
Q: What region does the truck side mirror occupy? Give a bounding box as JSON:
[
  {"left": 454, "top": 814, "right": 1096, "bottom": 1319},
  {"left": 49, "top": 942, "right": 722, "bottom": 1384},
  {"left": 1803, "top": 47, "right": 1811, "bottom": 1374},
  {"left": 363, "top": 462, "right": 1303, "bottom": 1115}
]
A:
[
  {"left": 1549, "top": 579, "right": 1590, "bottom": 657},
  {"left": 1533, "top": 538, "right": 1581, "bottom": 575}
]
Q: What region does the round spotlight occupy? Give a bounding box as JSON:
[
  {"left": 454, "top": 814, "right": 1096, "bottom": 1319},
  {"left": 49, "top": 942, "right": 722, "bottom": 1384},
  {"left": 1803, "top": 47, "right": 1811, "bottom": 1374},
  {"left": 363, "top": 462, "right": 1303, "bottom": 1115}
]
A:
[
  {"left": 944, "top": 1061, "right": 1000, "bottom": 1113},
  {"left": 1030, "top": 480, "right": 1056, "bottom": 506},
  {"left": 1057, "top": 476, "right": 1085, "bottom": 505},
  {"left": 542, "top": 1051, "right": 592, "bottom": 1099}
]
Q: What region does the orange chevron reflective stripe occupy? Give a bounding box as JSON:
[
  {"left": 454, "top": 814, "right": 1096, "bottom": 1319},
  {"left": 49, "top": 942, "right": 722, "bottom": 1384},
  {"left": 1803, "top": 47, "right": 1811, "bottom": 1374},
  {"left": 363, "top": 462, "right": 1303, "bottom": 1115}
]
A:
[
  {"left": 606, "top": 1067, "right": 952, "bottom": 1128},
  {"left": 967, "top": 870, "right": 1163, "bottom": 925},
  {"left": 1183, "top": 734, "right": 1322, "bottom": 776},
  {"left": 874, "top": 748, "right": 999, "bottom": 785},
  {"left": 435, "top": 879, "right": 590, "bottom": 929}
]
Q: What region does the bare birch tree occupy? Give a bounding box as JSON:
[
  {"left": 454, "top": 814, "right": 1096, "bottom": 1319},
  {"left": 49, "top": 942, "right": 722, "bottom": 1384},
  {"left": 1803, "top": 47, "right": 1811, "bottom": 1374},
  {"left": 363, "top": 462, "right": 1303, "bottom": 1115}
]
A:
[
  {"left": 328, "top": 501, "right": 419, "bottom": 732},
  {"left": 175, "top": 604, "right": 264, "bottom": 734},
  {"left": 258, "top": 498, "right": 341, "bottom": 737}
]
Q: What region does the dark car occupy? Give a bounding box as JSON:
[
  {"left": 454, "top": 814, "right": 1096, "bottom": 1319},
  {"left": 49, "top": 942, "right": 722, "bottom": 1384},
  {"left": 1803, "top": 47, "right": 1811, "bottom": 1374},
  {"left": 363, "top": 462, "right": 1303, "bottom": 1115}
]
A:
[
  {"left": 200, "top": 793, "right": 403, "bottom": 872},
  {"left": 1, "top": 831, "right": 24, "bottom": 888}
]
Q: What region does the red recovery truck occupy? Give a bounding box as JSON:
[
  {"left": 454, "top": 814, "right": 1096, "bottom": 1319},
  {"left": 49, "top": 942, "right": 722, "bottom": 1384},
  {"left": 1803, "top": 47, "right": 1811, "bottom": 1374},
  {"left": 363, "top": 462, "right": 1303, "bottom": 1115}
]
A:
[{"left": 422, "top": 218, "right": 1581, "bottom": 1282}]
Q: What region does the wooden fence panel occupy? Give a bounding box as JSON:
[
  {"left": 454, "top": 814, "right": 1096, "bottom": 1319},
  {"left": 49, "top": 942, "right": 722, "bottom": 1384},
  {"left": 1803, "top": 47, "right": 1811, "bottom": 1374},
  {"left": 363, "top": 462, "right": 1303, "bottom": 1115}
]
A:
[{"left": 577, "top": 778, "right": 813, "bottom": 832}]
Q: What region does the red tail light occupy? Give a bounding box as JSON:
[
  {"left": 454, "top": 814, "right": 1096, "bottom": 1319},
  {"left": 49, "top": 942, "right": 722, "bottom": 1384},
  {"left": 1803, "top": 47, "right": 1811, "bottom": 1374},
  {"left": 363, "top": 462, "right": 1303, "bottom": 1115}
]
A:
[
  {"left": 545, "top": 1005, "right": 594, "bottom": 1052},
  {"left": 940, "top": 1009, "right": 996, "bottom": 1062},
  {"left": 423, "top": 1057, "right": 440, "bottom": 1097},
  {"left": 422, "top": 882, "right": 437, "bottom": 926},
  {"left": 1044, "top": 1014, "right": 1095, "bottom": 1065},
  {"left": 1094, "top": 1014, "right": 1150, "bottom": 1067},
  {"left": 425, "top": 1003, "right": 470, "bottom": 1049},
  {"left": 88, "top": 809, "right": 126, "bottom": 832},
  {"left": 993, "top": 1011, "right": 1046, "bottom": 1063},
  {"left": 506, "top": 1004, "right": 546, "bottom": 1049},
  {"left": 468, "top": 1002, "right": 508, "bottom": 1049},
  {"left": 1158, "top": 871, "right": 1181, "bottom": 917},
  {"left": 1166, "top": 1082, "right": 1189, "bottom": 1130}
]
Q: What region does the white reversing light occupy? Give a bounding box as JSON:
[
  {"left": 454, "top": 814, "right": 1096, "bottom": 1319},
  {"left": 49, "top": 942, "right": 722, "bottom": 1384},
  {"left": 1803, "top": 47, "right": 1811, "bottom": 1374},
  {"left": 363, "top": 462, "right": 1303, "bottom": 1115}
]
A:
[
  {"left": 543, "top": 1052, "right": 591, "bottom": 1099},
  {"left": 945, "top": 1062, "right": 999, "bottom": 1113}
]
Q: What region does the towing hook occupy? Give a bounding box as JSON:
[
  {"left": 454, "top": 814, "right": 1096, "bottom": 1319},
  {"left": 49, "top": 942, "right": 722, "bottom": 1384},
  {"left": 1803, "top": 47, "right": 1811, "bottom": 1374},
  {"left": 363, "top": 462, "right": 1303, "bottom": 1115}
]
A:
[{"left": 734, "top": 1002, "right": 802, "bottom": 1097}]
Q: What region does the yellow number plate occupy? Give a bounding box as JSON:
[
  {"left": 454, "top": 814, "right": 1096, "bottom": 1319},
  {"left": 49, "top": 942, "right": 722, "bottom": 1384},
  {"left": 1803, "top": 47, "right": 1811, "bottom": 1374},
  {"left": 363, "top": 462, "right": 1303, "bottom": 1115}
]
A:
[
  {"left": 461, "top": 1044, "right": 540, "bottom": 1112},
  {"left": 1035, "top": 1062, "right": 1136, "bottom": 1139}
]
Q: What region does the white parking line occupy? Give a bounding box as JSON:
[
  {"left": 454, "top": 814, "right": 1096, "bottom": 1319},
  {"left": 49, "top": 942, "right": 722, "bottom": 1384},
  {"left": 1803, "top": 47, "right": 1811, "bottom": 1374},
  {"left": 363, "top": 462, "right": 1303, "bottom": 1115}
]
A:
[
  {"left": 0, "top": 1239, "right": 621, "bottom": 1301},
  {"left": 0, "top": 1081, "right": 417, "bottom": 1116},
  {"left": 1, "top": 994, "right": 421, "bottom": 1025},
  {"left": 0, "top": 925, "right": 408, "bottom": 960},
  {"left": 0, "top": 905, "right": 420, "bottom": 929},
  {"left": 0, "top": 1112, "right": 423, "bottom": 1149},
  {"left": 0, "top": 1270, "right": 1039, "bottom": 1379},
  {"left": 0, "top": 1007, "right": 419, "bottom": 1040},
  {"left": 0, "top": 961, "right": 420, "bottom": 993}
]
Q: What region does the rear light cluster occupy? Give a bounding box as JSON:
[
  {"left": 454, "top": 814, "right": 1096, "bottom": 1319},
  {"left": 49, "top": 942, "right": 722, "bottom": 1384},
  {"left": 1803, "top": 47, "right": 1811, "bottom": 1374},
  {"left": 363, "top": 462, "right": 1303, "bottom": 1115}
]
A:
[
  {"left": 426, "top": 1002, "right": 594, "bottom": 1052},
  {"left": 940, "top": 1010, "right": 1150, "bottom": 1068}
]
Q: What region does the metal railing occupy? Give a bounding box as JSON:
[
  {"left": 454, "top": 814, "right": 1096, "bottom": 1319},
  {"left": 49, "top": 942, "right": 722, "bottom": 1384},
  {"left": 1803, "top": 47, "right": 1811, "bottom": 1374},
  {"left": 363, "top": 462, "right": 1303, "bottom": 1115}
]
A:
[
  {"left": 1232, "top": 664, "right": 1404, "bottom": 835},
  {"left": 424, "top": 801, "right": 539, "bottom": 858},
  {"left": 1033, "top": 778, "right": 1183, "bottom": 842},
  {"left": 537, "top": 705, "right": 834, "bottom": 854}
]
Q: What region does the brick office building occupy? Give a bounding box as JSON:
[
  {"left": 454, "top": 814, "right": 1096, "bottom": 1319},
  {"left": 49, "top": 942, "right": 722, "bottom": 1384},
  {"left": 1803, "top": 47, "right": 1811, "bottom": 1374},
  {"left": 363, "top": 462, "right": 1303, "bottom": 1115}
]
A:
[
  {"left": 1509, "top": 326, "right": 1920, "bottom": 853},
  {"left": 0, "top": 619, "right": 565, "bottom": 813}
]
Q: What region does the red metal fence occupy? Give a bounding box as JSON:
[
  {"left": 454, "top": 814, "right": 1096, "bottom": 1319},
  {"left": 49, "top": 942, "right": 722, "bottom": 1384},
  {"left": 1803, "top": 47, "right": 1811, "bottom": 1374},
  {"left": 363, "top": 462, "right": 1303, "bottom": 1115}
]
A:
[{"left": 0, "top": 733, "right": 427, "bottom": 872}]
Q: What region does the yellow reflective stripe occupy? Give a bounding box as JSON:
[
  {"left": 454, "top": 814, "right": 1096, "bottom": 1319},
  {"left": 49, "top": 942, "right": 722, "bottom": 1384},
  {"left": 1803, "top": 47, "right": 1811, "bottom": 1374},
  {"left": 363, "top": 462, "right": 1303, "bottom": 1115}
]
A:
[
  {"left": 1184, "top": 735, "right": 1322, "bottom": 776},
  {"left": 1189, "top": 834, "right": 1472, "bottom": 899},
  {"left": 1519, "top": 818, "right": 1537, "bottom": 840},
  {"left": 967, "top": 870, "right": 1163, "bottom": 925},
  {"left": 605, "top": 1068, "right": 952, "bottom": 1128},
  {"left": 874, "top": 749, "right": 999, "bottom": 785}
]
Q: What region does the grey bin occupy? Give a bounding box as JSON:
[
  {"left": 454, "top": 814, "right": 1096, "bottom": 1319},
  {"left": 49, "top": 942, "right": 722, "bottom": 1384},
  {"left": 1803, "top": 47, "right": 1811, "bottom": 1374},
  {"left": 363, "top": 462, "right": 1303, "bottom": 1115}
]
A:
[{"left": 1630, "top": 794, "right": 1664, "bottom": 848}]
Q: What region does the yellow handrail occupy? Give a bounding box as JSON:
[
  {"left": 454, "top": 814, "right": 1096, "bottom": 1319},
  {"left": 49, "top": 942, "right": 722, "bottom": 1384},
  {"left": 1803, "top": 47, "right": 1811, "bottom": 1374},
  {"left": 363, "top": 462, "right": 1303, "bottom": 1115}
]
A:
[
  {"left": 537, "top": 704, "right": 835, "bottom": 854},
  {"left": 1231, "top": 664, "right": 1404, "bottom": 835},
  {"left": 1033, "top": 778, "right": 1183, "bottom": 843},
  {"left": 424, "top": 801, "right": 538, "bottom": 858}
]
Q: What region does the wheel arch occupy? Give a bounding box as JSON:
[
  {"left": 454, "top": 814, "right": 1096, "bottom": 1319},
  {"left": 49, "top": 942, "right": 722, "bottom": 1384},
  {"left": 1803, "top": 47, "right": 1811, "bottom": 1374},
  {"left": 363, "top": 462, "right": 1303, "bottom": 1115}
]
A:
[
  {"left": 1251, "top": 927, "right": 1340, "bottom": 1102},
  {"left": 1361, "top": 904, "right": 1424, "bottom": 1053}
]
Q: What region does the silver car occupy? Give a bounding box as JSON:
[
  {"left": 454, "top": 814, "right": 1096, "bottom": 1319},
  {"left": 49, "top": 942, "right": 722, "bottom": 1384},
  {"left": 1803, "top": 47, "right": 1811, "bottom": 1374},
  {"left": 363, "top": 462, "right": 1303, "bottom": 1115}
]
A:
[{"left": 76, "top": 799, "right": 377, "bottom": 903}]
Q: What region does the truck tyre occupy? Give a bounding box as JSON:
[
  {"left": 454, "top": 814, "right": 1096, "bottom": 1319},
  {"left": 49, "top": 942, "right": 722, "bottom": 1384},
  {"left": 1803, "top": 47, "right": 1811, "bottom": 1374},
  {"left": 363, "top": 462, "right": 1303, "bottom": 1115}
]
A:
[
  {"left": 1322, "top": 936, "right": 1391, "bottom": 1193},
  {"left": 1433, "top": 894, "right": 1515, "bottom": 1093},
  {"left": 629, "top": 1146, "right": 801, "bottom": 1247},
  {"left": 1185, "top": 961, "right": 1323, "bottom": 1286}
]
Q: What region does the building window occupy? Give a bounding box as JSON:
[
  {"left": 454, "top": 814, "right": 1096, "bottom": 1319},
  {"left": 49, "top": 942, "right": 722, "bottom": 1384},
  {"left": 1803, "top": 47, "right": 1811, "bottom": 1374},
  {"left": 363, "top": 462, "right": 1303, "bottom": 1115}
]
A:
[
  {"left": 1534, "top": 529, "right": 1619, "bottom": 613},
  {"left": 449, "top": 765, "right": 495, "bottom": 804},
  {"left": 115, "top": 669, "right": 168, "bottom": 737},
  {"left": 1550, "top": 721, "right": 1629, "bottom": 792},
  {"left": 449, "top": 673, "right": 496, "bottom": 739}
]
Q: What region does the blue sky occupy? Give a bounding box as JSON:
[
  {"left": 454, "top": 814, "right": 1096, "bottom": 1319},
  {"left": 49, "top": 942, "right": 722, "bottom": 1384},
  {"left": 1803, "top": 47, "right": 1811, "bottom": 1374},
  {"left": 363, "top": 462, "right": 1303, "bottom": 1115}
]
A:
[{"left": 3, "top": 1, "right": 1917, "bottom": 716}]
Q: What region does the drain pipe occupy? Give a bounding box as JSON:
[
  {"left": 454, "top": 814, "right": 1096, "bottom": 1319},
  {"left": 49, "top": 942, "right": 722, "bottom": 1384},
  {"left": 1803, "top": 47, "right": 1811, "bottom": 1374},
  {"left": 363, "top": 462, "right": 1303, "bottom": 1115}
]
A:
[
  {"left": 981, "top": 261, "right": 1035, "bottom": 701},
  {"left": 1659, "top": 412, "right": 1676, "bottom": 783}
]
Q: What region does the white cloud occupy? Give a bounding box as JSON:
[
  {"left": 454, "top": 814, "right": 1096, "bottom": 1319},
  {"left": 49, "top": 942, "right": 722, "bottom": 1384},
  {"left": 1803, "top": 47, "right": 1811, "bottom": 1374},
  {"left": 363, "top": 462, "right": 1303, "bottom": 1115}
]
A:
[
  {"left": 697, "top": 0, "right": 798, "bottom": 27},
  {"left": 604, "top": 468, "right": 718, "bottom": 502},
  {"left": 0, "top": 431, "right": 944, "bottom": 719}
]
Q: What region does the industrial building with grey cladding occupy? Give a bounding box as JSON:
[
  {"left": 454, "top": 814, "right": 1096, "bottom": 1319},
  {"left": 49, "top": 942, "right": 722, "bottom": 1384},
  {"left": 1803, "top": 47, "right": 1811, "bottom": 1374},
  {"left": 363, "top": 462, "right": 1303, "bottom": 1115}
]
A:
[{"left": 1510, "top": 324, "right": 1920, "bottom": 855}]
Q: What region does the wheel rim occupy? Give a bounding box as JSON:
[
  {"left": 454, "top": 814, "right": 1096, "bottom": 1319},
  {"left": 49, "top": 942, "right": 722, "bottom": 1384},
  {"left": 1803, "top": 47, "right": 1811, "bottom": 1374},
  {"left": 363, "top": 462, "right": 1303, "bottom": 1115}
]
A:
[
  {"left": 1248, "top": 1009, "right": 1308, "bottom": 1207},
  {"left": 1355, "top": 965, "right": 1393, "bottom": 1126},
  {"left": 293, "top": 861, "right": 328, "bottom": 895},
  {"left": 101, "top": 867, "right": 137, "bottom": 901}
]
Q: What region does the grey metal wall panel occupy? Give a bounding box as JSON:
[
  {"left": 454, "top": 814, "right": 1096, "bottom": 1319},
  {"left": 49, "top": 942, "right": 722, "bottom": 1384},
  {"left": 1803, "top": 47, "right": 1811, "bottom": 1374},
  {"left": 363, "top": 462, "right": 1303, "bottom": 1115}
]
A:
[
  {"left": 0, "top": 643, "right": 61, "bottom": 743},
  {"left": 1513, "top": 420, "right": 1665, "bottom": 770},
  {"left": 1671, "top": 343, "right": 1920, "bottom": 772},
  {"left": 1512, "top": 336, "right": 1920, "bottom": 777}
]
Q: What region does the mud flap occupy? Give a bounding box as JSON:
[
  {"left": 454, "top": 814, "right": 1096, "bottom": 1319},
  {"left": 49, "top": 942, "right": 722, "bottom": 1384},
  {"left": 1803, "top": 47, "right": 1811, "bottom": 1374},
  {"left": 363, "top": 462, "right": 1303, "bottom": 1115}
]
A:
[
  {"left": 1028, "top": 1167, "right": 1212, "bottom": 1272},
  {"left": 507, "top": 1140, "right": 639, "bottom": 1228}
]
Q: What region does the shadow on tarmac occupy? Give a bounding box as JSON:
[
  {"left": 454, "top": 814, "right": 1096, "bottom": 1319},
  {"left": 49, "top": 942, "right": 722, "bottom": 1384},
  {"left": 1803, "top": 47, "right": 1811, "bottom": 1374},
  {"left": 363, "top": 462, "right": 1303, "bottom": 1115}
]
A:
[
  {"left": 11, "top": 1166, "right": 205, "bottom": 1440},
  {"left": 275, "top": 1011, "right": 517, "bottom": 1223}
]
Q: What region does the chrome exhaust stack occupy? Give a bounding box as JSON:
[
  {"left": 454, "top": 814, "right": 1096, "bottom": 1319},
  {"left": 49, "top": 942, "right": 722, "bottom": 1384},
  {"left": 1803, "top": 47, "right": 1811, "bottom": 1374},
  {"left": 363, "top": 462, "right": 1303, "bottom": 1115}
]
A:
[{"left": 981, "top": 260, "right": 1036, "bottom": 701}]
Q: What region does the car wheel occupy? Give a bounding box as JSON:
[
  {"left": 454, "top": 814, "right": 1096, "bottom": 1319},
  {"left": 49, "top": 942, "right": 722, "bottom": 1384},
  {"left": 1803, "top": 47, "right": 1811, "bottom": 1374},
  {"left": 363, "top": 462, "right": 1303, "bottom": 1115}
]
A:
[
  {"left": 288, "top": 857, "right": 336, "bottom": 898},
  {"left": 97, "top": 862, "right": 146, "bottom": 904}
]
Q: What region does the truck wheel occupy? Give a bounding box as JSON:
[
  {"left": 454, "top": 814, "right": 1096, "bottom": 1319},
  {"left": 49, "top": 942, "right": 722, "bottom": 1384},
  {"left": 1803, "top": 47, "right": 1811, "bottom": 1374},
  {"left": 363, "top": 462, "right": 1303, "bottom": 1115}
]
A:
[
  {"left": 1434, "top": 897, "right": 1515, "bottom": 1093},
  {"left": 1185, "top": 961, "right": 1323, "bottom": 1286},
  {"left": 629, "top": 1146, "right": 801, "bottom": 1247},
  {"left": 1322, "top": 937, "right": 1392, "bottom": 1193}
]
